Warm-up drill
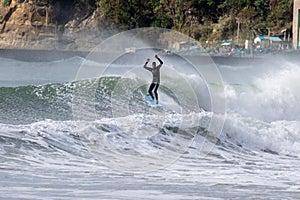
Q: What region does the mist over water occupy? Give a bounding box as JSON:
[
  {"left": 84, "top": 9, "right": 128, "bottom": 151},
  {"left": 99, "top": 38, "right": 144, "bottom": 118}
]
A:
[
  {"left": 221, "top": 60, "right": 300, "bottom": 122},
  {"left": 217, "top": 58, "right": 300, "bottom": 157}
]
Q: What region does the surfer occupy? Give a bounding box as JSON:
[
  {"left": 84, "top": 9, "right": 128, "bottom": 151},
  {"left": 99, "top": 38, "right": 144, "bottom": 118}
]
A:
[{"left": 144, "top": 54, "right": 163, "bottom": 105}]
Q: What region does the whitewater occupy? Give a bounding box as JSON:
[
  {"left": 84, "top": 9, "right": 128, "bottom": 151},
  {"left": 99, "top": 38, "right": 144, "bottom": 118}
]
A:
[{"left": 0, "top": 51, "right": 300, "bottom": 200}]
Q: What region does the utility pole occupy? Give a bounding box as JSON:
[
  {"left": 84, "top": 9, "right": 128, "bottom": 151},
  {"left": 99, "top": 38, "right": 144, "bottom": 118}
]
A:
[
  {"left": 267, "top": 27, "right": 271, "bottom": 48},
  {"left": 293, "top": 0, "right": 300, "bottom": 49},
  {"left": 236, "top": 18, "right": 240, "bottom": 46}
]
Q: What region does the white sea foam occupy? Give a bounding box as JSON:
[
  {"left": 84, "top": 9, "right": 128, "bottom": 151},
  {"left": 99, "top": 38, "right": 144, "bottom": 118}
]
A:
[
  {"left": 222, "top": 113, "right": 300, "bottom": 155},
  {"left": 225, "top": 64, "right": 300, "bottom": 122}
]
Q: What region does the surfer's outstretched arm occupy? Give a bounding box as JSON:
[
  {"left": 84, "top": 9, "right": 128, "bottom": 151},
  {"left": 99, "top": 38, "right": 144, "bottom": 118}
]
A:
[
  {"left": 155, "top": 54, "right": 163, "bottom": 65},
  {"left": 144, "top": 58, "right": 152, "bottom": 71}
]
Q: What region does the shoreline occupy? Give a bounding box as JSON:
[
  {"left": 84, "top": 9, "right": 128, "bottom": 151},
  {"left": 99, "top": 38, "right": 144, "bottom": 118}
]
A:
[
  {"left": 0, "top": 48, "right": 299, "bottom": 66},
  {"left": 0, "top": 48, "right": 88, "bottom": 62}
]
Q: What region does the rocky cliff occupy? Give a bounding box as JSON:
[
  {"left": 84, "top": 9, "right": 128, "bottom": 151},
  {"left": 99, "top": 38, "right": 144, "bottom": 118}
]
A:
[{"left": 0, "top": 0, "right": 101, "bottom": 50}]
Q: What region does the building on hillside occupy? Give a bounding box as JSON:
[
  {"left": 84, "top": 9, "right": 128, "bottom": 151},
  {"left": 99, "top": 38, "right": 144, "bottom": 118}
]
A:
[{"left": 254, "top": 36, "right": 282, "bottom": 49}]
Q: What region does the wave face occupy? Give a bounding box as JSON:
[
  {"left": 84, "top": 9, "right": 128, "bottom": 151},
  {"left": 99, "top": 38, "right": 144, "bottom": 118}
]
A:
[
  {"left": 0, "top": 75, "right": 203, "bottom": 123},
  {"left": 1, "top": 56, "right": 300, "bottom": 157},
  {"left": 0, "top": 71, "right": 210, "bottom": 173},
  {"left": 1, "top": 56, "right": 300, "bottom": 199}
]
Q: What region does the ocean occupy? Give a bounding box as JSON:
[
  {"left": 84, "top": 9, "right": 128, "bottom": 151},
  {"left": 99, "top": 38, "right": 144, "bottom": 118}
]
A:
[{"left": 0, "top": 52, "right": 300, "bottom": 199}]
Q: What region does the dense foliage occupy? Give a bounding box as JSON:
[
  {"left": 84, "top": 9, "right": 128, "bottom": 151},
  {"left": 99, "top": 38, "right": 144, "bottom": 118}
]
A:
[
  {"left": 6, "top": 0, "right": 293, "bottom": 43},
  {"left": 94, "top": 0, "right": 292, "bottom": 43}
]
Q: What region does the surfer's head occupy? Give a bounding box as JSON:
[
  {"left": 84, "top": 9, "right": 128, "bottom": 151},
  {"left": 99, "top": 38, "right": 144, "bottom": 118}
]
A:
[{"left": 152, "top": 62, "right": 156, "bottom": 69}]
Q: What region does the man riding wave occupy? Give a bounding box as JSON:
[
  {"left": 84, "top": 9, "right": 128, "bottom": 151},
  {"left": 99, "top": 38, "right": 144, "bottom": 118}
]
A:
[{"left": 144, "top": 55, "right": 163, "bottom": 105}]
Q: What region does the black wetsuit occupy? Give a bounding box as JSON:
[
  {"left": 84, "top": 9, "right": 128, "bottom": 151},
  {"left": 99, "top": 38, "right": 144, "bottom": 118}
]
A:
[{"left": 144, "top": 57, "right": 163, "bottom": 102}]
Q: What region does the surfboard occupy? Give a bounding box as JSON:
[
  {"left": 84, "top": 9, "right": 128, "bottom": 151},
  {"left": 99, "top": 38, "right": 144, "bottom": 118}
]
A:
[{"left": 145, "top": 95, "right": 162, "bottom": 107}]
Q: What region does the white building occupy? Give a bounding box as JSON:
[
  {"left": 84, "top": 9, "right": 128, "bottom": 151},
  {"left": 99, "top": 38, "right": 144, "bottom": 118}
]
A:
[{"left": 254, "top": 36, "right": 282, "bottom": 48}]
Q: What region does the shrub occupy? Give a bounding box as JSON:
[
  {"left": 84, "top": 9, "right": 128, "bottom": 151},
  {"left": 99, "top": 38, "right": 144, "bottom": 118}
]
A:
[{"left": 3, "top": 0, "right": 12, "bottom": 7}]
